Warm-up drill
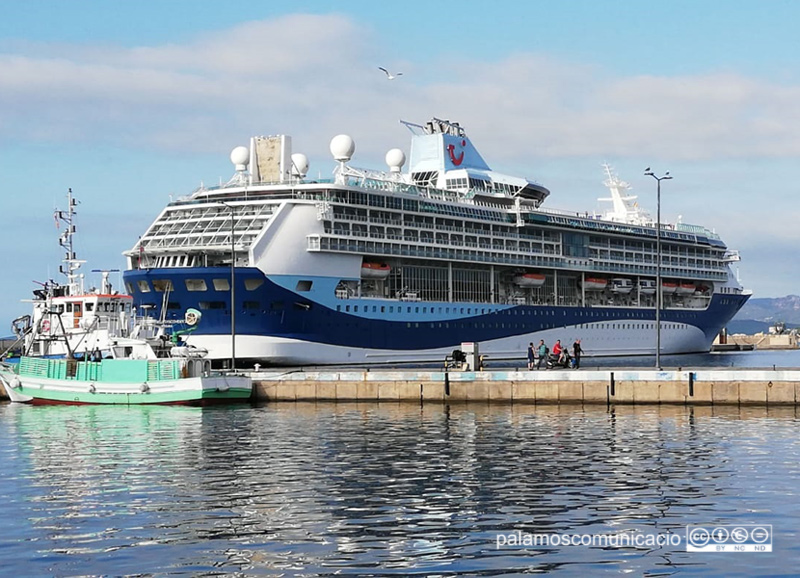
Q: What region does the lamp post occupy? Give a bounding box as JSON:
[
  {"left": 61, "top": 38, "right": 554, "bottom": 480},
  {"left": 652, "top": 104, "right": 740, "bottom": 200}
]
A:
[
  {"left": 219, "top": 202, "right": 236, "bottom": 371},
  {"left": 644, "top": 169, "right": 672, "bottom": 369}
]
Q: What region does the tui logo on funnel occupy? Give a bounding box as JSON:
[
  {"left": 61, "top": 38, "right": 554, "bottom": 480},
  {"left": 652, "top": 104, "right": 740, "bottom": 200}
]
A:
[{"left": 447, "top": 140, "right": 466, "bottom": 166}]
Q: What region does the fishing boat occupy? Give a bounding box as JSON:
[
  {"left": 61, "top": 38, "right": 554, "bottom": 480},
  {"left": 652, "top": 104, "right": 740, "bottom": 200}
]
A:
[
  {"left": 0, "top": 304, "right": 252, "bottom": 406},
  {"left": 0, "top": 191, "right": 252, "bottom": 405},
  {"left": 120, "top": 118, "right": 750, "bottom": 364}
]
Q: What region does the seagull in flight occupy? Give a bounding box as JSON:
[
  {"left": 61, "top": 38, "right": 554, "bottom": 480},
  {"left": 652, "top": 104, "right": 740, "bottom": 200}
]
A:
[{"left": 378, "top": 66, "right": 403, "bottom": 80}]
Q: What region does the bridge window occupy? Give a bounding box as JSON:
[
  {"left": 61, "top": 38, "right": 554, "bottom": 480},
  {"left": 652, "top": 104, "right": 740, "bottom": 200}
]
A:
[
  {"left": 213, "top": 279, "right": 230, "bottom": 291},
  {"left": 245, "top": 279, "right": 264, "bottom": 291},
  {"left": 152, "top": 280, "right": 173, "bottom": 292},
  {"left": 185, "top": 279, "right": 208, "bottom": 292}
]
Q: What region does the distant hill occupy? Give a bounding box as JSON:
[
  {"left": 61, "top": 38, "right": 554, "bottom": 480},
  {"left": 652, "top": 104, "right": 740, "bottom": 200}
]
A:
[
  {"left": 733, "top": 295, "right": 800, "bottom": 325},
  {"left": 726, "top": 319, "right": 772, "bottom": 335},
  {"left": 729, "top": 295, "right": 800, "bottom": 334}
]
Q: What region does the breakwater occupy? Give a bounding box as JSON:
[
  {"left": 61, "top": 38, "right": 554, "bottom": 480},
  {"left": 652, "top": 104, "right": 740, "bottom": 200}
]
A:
[{"left": 252, "top": 368, "right": 800, "bottom": 406}]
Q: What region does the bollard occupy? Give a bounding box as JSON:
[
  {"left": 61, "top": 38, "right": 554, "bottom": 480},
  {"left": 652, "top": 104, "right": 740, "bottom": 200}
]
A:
[
  {"left": 610, "top": 372, "right": 615, "bottom": 397},
  {"left": 688, "top": 372, "right": 694, "bottom": 397}
]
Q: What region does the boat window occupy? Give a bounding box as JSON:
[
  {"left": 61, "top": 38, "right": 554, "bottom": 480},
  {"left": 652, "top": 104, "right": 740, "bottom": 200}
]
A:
[
  {"left": 125, "top": 282, "right": 135, "bottom": 294},
  {"left": 213, "top": 279, "right": 230, "bottom": 291},
  {"left": 243, "top": 301, "right": 259, "bottom": 309},
  {"left": 152, "top": 280, "right": 173, "bottom": 292},
  {"left": 66, "top": 303, "right": 73, "bottom": 312},
  {"left": 85, "top": 303, "right": 94, "bottom": 312},
  {"left": 199, "top": 301, "right": 226, "bottom": 310},
  {"left": 167, "top": 302, "right": 181, "bottom": 310},
  {"left": 296, "top": 280, "right": 313, "bottom": 292},
  {"left": 137, "top": 280, "right": 151, "bottom": 293},
  {"left": 185, "top": 279, "right": 208, "bottom": 292},
  {"left": 245, "top": 278, "right": 264, "bottom": 291}
]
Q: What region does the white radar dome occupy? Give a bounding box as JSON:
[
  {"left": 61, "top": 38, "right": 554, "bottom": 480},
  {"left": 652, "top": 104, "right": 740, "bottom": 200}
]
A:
[
  {"left": 385, "top": 148, "right": 406, "bottom": 173},
  {"left": 230, "top": 146, "right": 250, "bottom": 170},
  {"left": 291, "top": 153, "right": 309, "bottom": 177},
  {"left": 330, "top": 134, "right": 355, "bottom": 162}
]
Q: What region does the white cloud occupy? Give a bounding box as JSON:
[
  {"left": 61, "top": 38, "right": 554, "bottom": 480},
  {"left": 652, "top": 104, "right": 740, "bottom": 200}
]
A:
[{"left": 3, "top": 14, "right": 800, "bottom": 164}]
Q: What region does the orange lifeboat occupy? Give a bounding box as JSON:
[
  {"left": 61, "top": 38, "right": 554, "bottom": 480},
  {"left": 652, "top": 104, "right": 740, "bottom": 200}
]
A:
[
  {"left": 361, "top": 262, "right": 391, "bottom": 279},
  {"left": 582, "top": 277, "right": 607, "bottom": 291},
  {"left": 513, "top": 273, "right": 546, "bottom": 288},
  {"left": 676, "top": 282, "right": 696, "bottom": 295},
  {"left": 661, "top": 281, "right": 678, "bottom": 294}
]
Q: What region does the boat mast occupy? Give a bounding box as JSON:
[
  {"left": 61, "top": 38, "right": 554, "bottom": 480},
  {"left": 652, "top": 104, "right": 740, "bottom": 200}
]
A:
[{"left": 55, "top": 188, "right": 84, "bottom": 295}]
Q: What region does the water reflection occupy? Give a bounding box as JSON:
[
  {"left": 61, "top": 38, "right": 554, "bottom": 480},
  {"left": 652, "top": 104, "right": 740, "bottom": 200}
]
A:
[{"left": 1, "top": 402, "right": 799, "bottom": 576}]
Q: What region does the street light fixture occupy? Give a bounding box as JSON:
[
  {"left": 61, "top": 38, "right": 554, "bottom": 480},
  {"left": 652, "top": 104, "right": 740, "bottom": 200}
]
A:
[
  {"left": 219, "top": 201, "right": 236, "bottom": 371},
  {"left": 644, "top": 168, "right": 672, "bottom": 369}
]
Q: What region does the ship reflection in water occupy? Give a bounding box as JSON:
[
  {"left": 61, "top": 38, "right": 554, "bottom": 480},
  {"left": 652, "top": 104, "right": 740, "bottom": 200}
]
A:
[{"left": 1, "top": 403, "right": 799, "bottom": 576}]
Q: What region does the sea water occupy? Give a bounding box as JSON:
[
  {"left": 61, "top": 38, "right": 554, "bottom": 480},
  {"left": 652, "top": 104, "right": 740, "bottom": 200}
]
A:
[{"left": 1, "top": 402, "right": 798, "bottom": 576}]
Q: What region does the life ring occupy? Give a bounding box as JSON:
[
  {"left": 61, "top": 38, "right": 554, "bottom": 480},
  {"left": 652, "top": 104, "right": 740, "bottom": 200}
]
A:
[{"left": 41, "top": 320, "right": 51, "bottom": 332}]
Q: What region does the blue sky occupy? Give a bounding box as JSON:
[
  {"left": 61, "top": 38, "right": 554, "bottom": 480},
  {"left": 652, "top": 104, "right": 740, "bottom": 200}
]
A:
[{"left": 1, "top": 1, "right": 799, "bottom": 323}]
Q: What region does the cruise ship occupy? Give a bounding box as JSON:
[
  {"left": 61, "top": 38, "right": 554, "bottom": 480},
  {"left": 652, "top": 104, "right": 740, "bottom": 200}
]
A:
[{"left": 121, "top": 118, "right": 750, "bottom": 366}]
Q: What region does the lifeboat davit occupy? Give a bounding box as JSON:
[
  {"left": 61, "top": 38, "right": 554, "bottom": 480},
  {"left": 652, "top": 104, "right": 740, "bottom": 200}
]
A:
[
  {"left": 582, "top": 277, "right": 607, "bottom": 291},
  {"left": 676, "top": 282, "right": 696, "bottom": 295},
  {"left": 361, "top": 262, "right": 391, "bottom": 279},
  {"left": 513, "top": 273, "right": 546, "bottom": 288},
  {"left": 661, "top": 281, "right": 678, "bottom": 294}
]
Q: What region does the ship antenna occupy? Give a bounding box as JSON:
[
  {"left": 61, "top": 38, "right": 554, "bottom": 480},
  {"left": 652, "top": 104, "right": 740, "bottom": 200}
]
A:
[{"left": 55, "top": 188, "right": 85, "bottom": 295}]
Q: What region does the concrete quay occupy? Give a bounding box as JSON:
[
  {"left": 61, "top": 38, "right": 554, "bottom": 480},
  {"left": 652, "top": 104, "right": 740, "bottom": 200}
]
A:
[
  {"left": 2, "top": 368, "right": 798, "bottom": 406},
  {"left": 252, "top": 368, "right": 800, "bottom": 406}
]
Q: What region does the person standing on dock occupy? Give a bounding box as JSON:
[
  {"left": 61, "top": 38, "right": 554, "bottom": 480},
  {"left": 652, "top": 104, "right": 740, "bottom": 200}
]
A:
[
  {"left": 527, "top": 342, "right": 536, "bottom": 370},
  {"left": 537, "top": 340, "right": 547, "bottom": 369},
  {"left": 572, "top": 339, "right": 582, "bottom": 369}
]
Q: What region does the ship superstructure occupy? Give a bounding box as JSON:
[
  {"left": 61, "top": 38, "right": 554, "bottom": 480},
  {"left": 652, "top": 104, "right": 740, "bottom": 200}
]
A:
[{"left": 122, "top": 118, "right": 749, "bottom": 366}]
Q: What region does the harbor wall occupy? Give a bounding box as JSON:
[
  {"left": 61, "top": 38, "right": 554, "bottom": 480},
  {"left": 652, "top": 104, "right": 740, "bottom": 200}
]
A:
[
  {"left": 1, "top": 369, "right": 797, "bottom": 405},
  {"left": 252, "top": 369, "right": 800, "bottom": 406}
]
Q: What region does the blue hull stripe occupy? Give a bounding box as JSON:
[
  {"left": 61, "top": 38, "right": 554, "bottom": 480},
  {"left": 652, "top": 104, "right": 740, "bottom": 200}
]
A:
[{"left": 124, "top": 268, "right": 748, "bottom": 351}]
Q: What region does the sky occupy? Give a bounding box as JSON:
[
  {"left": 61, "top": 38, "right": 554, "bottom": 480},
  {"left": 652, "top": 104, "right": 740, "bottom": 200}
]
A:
[{"left": 1, "top": 0, "right": 799, "bottom": 324}]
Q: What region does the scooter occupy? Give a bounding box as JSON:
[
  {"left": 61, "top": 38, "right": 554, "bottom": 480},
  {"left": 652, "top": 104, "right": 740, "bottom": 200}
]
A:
[{"left": 546, "top": 351, "right": 574, "bottom": 369}]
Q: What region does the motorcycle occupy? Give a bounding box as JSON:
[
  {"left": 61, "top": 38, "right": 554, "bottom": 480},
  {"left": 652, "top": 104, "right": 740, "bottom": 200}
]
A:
[{"left": 546, "top": 351, "right": 574, "bottom": 369}]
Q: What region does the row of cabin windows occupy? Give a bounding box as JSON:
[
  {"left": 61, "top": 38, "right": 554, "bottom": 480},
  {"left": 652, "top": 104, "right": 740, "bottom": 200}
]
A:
[
  {"left": 131, "top": 278, "right": 264, "bottom": 293},
  {"left": 321, "top": 321, "right": 693, "bottom": 331},
  {"left": 333, "top": 303, "right": 700, "bottom": 320}
]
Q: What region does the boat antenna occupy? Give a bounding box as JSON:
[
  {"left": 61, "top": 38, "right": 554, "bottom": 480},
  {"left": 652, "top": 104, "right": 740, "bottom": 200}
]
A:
[{"left": 54, "top": 188, "right": 85, "bottom": 295}]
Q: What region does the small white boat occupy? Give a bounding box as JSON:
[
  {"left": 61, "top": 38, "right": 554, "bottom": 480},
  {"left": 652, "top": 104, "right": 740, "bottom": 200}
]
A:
[
  {"left": 361, "top": 262, "right": 391, "bottom": 279},
  {"left": 513, "top": 273, "right": 546, "bottom": 288},
  {"left": 638, "top": 279, "right": 657, "bottom": 294},
  {"left": 582, "top": 277, "right": 607, "bottom": 291},
  {"left": 610, "top": 278, "right": 633, "bottom": 294}
]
